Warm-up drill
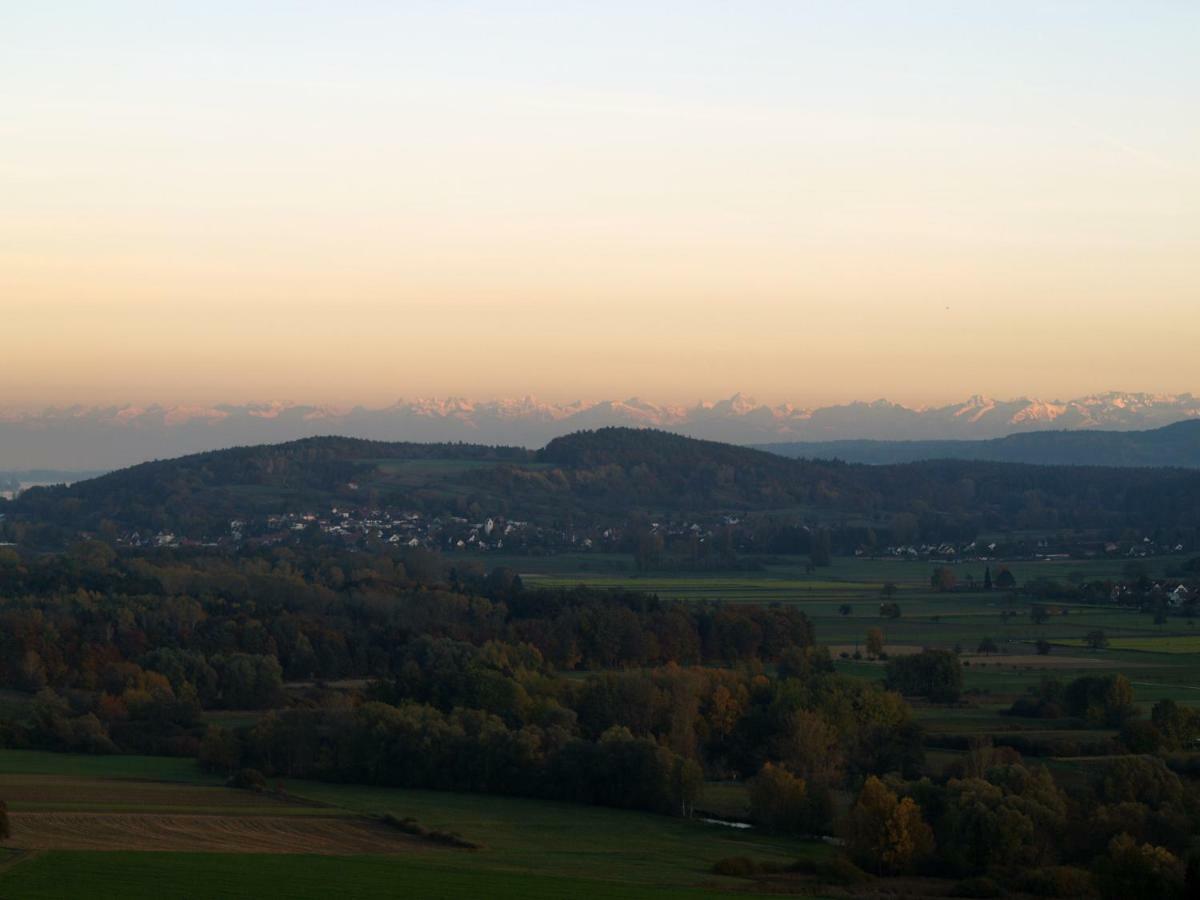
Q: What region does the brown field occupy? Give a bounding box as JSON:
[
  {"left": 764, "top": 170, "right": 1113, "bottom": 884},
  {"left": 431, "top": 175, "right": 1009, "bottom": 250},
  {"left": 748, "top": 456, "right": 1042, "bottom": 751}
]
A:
[
  {"left": 0, "top": 774, "right": 335, "bottom": 815},
  {"left": 5, "top": 812, "right": 428, "bottom": 854}
]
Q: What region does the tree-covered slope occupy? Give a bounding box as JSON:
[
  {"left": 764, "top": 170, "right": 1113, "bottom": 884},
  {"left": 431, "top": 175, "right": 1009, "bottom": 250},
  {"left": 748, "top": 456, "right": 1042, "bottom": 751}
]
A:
[
  {"left": 759, "top": 419, "right": 1200, "bottom": 467},
  {"left": 5, "top": 428, "right": 1200, "bottom": 540}
]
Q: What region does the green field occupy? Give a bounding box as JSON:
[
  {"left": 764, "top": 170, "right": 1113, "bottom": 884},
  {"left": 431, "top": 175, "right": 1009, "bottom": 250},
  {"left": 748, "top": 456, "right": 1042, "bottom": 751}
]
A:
[
  {"left": 0, "top": 852, "right": 745, "bottom": 900},
  {"left": 284, "top": 780, "right": 813, "bottom": 886},
  {"left": 0, "top": 750, "right": 827, "bottom": 899},
  {"left": 0, "top": 750, "right": 220, "bottom": 783},
  {"left": 1058, "top": 635, "right": 1200, "bottom": 654}
]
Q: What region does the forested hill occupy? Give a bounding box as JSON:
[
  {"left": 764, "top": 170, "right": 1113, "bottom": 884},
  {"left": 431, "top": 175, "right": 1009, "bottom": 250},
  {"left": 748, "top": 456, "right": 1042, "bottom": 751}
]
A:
[
  {"left": 5, "top": 428, "right": 1200, "bottom": 542},
  {"left": 758, "top": 419, "right": 1200, "bottom": 468},
  {"left": 5, "top": 437, "right": 532, "bottom": 536}
]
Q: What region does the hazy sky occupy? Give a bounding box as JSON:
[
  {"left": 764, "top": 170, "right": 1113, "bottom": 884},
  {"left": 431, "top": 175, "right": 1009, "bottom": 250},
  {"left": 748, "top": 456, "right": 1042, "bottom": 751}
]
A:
[{"left": 4, "top": 2, "right": 1198, "bottom": 408}]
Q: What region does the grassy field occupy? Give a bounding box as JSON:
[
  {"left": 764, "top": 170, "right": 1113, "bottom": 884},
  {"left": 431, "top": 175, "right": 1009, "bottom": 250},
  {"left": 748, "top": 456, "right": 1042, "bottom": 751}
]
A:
[
  {"left": 0, "top": 749, "right": 827, "bottom": 899},
  {"left": 284, "top": 780, "right": 817, "bottom": 886},
  {"left": 1057, "top": 635, "right": 1200, "bottom": 654},
  {"left": 0, "top": 852, "right": 750, "bottom": 900},
  {"left": 0, "top": 750, "right": 219, "bottom": 783}
]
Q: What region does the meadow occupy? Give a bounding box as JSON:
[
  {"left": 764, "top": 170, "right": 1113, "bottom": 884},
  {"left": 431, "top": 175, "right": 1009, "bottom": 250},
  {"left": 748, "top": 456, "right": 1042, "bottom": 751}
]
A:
[{"left": 0, "top": 750, "right": 829, "bottom": 899}]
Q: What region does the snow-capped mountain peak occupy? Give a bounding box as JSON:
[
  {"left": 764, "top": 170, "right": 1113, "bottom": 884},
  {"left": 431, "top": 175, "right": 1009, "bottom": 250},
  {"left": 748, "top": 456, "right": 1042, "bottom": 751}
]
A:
[{"left": 3, "top": 392, "right": 1200, "bottom": 470}]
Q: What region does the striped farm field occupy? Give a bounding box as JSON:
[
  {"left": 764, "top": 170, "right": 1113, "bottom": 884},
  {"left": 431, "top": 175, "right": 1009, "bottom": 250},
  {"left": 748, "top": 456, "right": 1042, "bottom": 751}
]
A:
[{"left": 1058, "top": 635, "right": 1200, "bottom": 654}]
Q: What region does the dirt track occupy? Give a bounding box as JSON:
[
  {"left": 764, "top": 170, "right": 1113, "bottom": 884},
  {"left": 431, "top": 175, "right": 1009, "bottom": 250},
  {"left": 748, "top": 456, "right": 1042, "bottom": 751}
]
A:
[{"left": 7, "top": 812, "right": 428, "bottom": 855}]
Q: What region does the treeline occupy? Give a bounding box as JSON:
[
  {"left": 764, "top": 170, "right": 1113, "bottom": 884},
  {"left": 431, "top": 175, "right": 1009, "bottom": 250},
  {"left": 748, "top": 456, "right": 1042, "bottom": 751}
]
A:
[
  {"left": 192, "top": 652, "right": 922, "bottom": 821},
  {"left": 832, "top": 749, "right": 1200, "bottom": 899},
  {"left": 0, "top": 544, "right": 814, "bottom": 692},
  {"left": 0, "top": 545, "right": 846, "bottom": 785},
  {"left": 207, "top": 703, "right": 704, "bottom": 817}
]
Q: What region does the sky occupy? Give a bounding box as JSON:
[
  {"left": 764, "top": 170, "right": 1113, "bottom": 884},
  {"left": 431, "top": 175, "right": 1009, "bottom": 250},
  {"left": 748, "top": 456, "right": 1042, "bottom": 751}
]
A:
[{"left": 3, "top": 2, "right": 1199, "bottom": 408}]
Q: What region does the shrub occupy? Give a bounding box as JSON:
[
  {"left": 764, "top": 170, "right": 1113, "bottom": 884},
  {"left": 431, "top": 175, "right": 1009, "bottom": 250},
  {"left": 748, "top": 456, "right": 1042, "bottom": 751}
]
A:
[
  {"left": 381, "top": 813, "right": 425, "bottom": 835},
  {"left": 786, "top": 855, "right": 870, "bottom": 885},
  {"left": 380, "top": 813, "right": 479, "bottom": 849},
  {"left": 229, "top": 768, "right": 266, "bottom": 791}
]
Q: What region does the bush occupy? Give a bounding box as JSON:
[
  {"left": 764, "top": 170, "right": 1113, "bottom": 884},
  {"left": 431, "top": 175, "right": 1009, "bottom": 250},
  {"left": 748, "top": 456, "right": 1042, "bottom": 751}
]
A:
[
  {"left": 228, "top": 768, "right": 266, "bottom": 791},
  {"left": 952, "top": 876, "right": 1003, "bottom": 898},
  {"left": 786, "top": 855, "right": 871, "bottom": 885},
  {"left": 380, "top": 813, "right": 479, "bottom": 849},
  {"left": 381, "top": 813, "right": 425, "bottom": 835}
]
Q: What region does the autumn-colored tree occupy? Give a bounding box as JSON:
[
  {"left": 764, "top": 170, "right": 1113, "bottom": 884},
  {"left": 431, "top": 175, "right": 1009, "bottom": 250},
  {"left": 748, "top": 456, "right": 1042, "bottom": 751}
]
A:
[
  {"left": 843, "top": 776, "right": 933, "bottom": 875},
  {"left": 930, "top": 567, "right": 957, "bottom": 592},
  {"left": 775, "top": 709, "right": 844, "bottom": 786},
  {"left": 865, "top": 628, "right": 885, "bottom": 659},
  {"left": 1151, "top": 699, "right": 1200, "bottom": 750},
  {"left": 1095, "top": 833, "right": 1185, "bottom": 900},
  {"left": 749, "top": 763, "right": 808, "bottom": 833},
  {"left": 1103, "top": 673, "right": 1136, "bottom": 726}
]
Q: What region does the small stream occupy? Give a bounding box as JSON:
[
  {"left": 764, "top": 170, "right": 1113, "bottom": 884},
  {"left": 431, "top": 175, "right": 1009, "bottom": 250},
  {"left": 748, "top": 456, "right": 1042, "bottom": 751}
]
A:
[{"left": 696, "top": 815, "right": 752, "bottom": 830}]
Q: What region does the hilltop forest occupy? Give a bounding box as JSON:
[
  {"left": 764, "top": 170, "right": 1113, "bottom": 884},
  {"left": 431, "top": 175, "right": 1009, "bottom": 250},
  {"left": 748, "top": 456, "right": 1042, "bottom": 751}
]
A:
[{"left": 5, "top": 429, "right": 1200, "bottom": 553}]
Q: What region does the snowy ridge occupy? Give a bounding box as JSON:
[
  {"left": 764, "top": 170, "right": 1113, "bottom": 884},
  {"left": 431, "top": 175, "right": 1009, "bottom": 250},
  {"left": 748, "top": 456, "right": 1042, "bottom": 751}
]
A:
[{"left": 1, "top": 392, "right": 1198, "bottom": 471}]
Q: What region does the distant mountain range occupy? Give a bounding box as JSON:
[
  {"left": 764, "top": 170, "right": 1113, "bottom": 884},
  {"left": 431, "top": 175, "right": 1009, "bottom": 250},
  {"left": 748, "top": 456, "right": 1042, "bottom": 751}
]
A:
[
  {"left": 2, "top": 391, "right": 1198, "bottom": 471},
  {"left": 759, "top": 420, "right": 1200, "bottom": 468}
]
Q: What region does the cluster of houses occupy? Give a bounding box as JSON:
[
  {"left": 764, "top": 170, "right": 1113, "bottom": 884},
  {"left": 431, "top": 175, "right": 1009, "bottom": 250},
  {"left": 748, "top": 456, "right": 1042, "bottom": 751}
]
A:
[
  {"left": 873, "top": 537, "right": 1186, "bottom": 563},
  {"left": 115, "top": 506, "right": 749, "bottom": 556},
  {"left": 1111, "top": 581, "right": 1194, "bottom": 608},
  {"left": 248, "top": 508, "right": 542, "bottom": 552}
]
